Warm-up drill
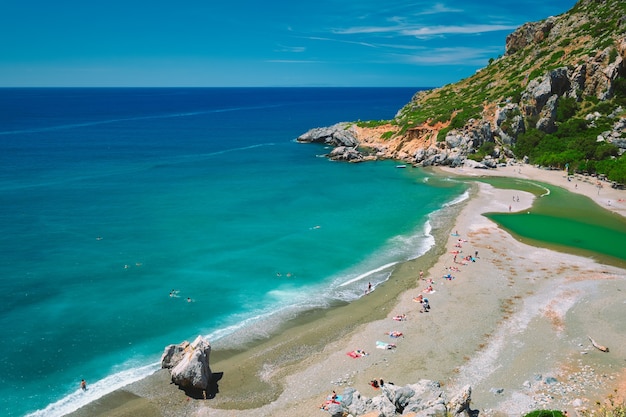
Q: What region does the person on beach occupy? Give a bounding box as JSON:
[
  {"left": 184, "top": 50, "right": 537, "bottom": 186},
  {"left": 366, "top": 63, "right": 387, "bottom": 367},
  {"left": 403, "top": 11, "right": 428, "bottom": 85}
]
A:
[
  {"left": 366, "top": 282, "right": 372, "bottom": 294},
  {"left": 420, "top": 298, "right": 430, "bottom": 313},
  {"left": 419, "top": 270, "right": 424, "bottom": 280},
  {"left": 80, "top": 379, "right": 87, "bottom": 391},
  {"left": 320, "top": 391, "right": 340, "bottom": 409}
]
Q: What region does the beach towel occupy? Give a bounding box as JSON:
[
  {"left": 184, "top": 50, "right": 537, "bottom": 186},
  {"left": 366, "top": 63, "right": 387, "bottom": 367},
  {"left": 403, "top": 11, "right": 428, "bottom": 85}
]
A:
[
  {"left": 376, "top": 341, "right": 396, "bottom": 350},
  {"left": 347, "top": 349, "right": 367, "bottom": 358}
]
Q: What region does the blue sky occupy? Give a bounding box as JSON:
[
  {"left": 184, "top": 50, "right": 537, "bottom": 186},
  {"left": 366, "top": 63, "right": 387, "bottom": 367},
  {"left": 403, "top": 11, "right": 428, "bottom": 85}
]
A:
[{"left": 0, "top": 0, "right": 577, "bottom": 87}]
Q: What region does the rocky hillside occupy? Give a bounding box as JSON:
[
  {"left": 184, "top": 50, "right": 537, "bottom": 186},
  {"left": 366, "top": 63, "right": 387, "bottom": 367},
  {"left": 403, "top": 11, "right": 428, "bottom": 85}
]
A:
[{"left": 297, "top": 0, "right": 626, "bottom": 184}]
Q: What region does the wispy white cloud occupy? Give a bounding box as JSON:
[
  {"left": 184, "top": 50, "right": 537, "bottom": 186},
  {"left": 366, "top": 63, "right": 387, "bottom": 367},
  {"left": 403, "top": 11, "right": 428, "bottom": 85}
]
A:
[
  {"left": 275, "top": 44, "right": 306, "bottom": 53},
  {"left": 333, "top": 23, "right": 517, "bottom": 38},
  {"left": 401, "top": 24, "right": 518, "bottom": 38},
  {"left": 265, "top": 59, "right": 325, "bottom": 64},
  {"left": 304, "top": 36, "right": 378, "bottom": 48},
  {"left": 415, "top": 2, "right": 464, "bottom": 15},
  {"left": 333, "top": 25, "right": 401, "bottom": 35},
  {"left": 376, "top": 43, "right": 428, "bottom": 51},
  {"left": 399, "top": 46, "right": 501, "bottom": 65}
]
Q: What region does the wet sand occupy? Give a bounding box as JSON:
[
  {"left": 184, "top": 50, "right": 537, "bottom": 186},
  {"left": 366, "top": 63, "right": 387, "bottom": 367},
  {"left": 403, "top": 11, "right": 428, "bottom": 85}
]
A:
[{"left": 67, "top": 163, "right": 626, "bottom": 417}]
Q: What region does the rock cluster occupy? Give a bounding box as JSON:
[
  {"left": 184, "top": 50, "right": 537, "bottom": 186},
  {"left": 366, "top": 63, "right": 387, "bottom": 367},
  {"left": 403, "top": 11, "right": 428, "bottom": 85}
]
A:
[
  {"left": 322, "top": 380, "right": 476, "bottom": 417},
  {"left": 161, "top": 335, "right": 213, "bottom": 398}
]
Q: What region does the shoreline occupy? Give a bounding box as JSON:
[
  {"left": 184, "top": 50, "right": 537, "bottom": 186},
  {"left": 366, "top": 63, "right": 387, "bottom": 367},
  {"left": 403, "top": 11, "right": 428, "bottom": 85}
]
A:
[{"left": 67, "top": 163, "right": 626, "bottom": 417}]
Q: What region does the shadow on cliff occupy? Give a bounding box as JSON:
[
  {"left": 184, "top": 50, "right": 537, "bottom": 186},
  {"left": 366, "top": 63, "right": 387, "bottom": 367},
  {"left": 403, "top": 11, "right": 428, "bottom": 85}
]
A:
[{"left": 175, "top": 372, "right": 224, "bottom": 400}]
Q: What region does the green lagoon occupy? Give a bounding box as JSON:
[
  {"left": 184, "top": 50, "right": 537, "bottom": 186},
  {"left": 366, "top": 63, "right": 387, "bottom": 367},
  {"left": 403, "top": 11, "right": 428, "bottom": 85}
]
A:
[{"left": 472, "top": 177, "right": 626, "bottom": 268}]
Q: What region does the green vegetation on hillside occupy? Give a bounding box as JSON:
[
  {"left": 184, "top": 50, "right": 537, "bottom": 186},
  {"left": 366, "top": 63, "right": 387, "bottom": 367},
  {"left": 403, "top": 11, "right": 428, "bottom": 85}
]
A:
[
  {"left": 514, "top": 78, "right": 626, "bottom": 182},
  {"left": 523, "top": 411, "right": 565, "bottom": 417},
  {"left": 366, "top": 0, "right": 626, "bottom": 184}
]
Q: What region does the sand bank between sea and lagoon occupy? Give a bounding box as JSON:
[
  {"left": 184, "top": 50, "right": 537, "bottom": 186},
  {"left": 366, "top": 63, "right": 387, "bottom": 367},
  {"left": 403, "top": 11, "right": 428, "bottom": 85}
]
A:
[{"left": 67, "top": 163, "right": 626, "bottom": 417}]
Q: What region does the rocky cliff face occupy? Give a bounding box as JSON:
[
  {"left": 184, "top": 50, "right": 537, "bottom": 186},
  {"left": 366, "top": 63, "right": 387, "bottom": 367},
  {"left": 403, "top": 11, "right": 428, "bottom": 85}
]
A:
[{"left": 297, "top": 0, "right": 626, "bottom": 170}]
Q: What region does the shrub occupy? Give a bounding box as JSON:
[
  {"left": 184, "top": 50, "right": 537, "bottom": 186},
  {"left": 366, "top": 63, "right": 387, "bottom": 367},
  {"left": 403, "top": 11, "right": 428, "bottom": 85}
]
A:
[
  {"left": 523, "top": 411, "right": 565, "bottom": 417},
  {"left": 556, "top": 96, "right": 579, "bottom": 122},
  {"left": 356, "top": 119, "right": 391, "bottom": 128},
  {"left": 579, "top": 392, "right": 626, "bottom": 417},
  {"left": 381, "top": 131, "right": 395, "bottom": 140}
]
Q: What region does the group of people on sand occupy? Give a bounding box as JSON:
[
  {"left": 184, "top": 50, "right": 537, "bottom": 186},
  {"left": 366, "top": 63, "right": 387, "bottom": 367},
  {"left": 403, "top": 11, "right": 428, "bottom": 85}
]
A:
[{"left": 324, "top": 232, "right": 481, "bottom": 410}]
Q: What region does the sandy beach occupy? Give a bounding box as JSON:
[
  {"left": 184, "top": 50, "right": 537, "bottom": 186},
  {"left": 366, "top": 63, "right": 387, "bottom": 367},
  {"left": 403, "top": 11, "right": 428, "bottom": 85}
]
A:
[{"left": 68, "top": 163, "right": 626, "bottom": 417}]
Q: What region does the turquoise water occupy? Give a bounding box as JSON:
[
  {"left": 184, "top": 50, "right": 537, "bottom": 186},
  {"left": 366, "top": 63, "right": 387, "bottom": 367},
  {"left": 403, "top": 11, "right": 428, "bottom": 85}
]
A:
[
  {"left": 0, "top": 88, "right": 468, "bottom": 416},
  {"left": 481, "top": 178, "right": 626, "bottom": 267}
]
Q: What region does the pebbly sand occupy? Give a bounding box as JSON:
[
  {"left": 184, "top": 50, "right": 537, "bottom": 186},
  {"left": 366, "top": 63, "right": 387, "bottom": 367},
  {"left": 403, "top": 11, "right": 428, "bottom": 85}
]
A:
[{"left": 67, "top": 164, "right": 626, "bottom": 417}]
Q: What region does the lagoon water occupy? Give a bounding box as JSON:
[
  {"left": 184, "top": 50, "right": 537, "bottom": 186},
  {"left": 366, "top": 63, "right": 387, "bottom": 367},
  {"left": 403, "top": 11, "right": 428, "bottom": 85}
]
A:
[
  {"left": 0, "top": 88, "right": 469, "bottom": 416},
  {"left": 481, "top": 178, "right": 626, "bottom": 267}
]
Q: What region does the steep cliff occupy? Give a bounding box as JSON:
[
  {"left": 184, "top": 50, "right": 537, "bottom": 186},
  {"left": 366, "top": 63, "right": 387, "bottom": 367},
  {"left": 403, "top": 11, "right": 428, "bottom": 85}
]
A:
[{"left": 298, "top": 0, "right": 626, "bottom": 182}]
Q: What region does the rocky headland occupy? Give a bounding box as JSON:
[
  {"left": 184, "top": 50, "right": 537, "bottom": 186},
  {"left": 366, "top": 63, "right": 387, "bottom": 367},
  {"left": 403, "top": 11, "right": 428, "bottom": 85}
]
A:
[{"left": 297, "top": 0, "right": 626, "bottom": 178}]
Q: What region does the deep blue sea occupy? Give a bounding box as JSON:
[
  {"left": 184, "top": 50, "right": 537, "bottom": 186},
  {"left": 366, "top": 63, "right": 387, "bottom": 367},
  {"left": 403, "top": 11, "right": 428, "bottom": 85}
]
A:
[{"left": 0, "top": 88, "right": 468, "bottom": 416}]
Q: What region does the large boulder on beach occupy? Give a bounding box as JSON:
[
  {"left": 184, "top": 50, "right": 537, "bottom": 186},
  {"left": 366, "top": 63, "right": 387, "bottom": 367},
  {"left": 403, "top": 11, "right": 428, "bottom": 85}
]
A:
[
  {"left": 161, "top": 335, "right": 212, "bottom": 392},
  {"left": 161, "top": 341, "right": 189, "bottom": 369}
]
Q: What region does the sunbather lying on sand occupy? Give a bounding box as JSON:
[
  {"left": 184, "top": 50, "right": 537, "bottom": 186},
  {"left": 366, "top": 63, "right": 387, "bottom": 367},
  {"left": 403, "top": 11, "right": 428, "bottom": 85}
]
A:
[{"left": 347, "top": 349, "right": 368, "bottom": 358}]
